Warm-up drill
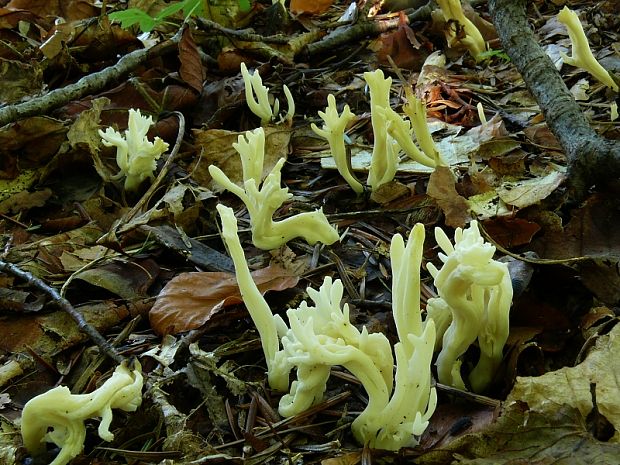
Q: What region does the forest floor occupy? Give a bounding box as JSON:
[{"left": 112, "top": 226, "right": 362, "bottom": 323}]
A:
[{"left": 1, "top": 1, "right": 620, "bottom": 464}]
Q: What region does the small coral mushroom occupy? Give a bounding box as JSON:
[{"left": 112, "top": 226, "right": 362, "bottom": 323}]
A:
[
  {"left": 426, "top": 221, "right": 512, "bottom": 392},
  {"left": 241, "top": 62, "right": 295, "bottom": 125},
  {"left": 363, "top": 69, "right": 400, "bottom": 190},
  {"left": 99, "top": 109, "right": 169, "bottom": 191},
  {"left": 21, "top": 361, "right": 143, "bottom": 465},
  {"left": 311, "top": 94, "right": 364, "bottom": 194},
  {"left": 209, "top": 128, "right": 339, "bottom": 250},
  {"left": 362, "top": 70, "right": 445, "bottom": 192},
  {"left": 557, "top": 6, "right": 619, "bottom": 92},
  {"left": 436, "top": 0, "right": 486, "bottom": 61},
  {"left": 218, "top": 203, "right": 436, "bottom": 450}
]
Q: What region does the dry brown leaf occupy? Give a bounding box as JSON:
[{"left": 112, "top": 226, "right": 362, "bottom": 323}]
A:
[
  {"left": 290, "top": 0, "right": 333, "bottom": 15},
  {"left": 427, "top": 166, "right": 471, "bottom": 228},
  {"left": 482, "top": 217, "right": 540, "bottom": 248},
  {"left": 507, "top": 322, "right": 620, "bottom": 441},
  {"left": 373, "top": 11, "right": 427, "bottom": 69},
  {"left": 150, "top": 266, "right": 299, "bottom": 335},
  {"left": 179, "top": 27, "right": 205, "bottom": 94},
  {"left": 6, "top": 0, "right": 97, "bottom": 21}
]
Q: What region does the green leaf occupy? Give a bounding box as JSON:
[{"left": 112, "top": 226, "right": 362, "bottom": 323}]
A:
[
  {"left": 477, "top": 49, "right": 511, "bottom": 62},
  {"left": 155, "top": 1, "right": 188, "bottom": 21},
  {"left": 238, "top": 0, "right": 251, "bottom": 12},
  {"left": 109, "top": 9, "right": 157, "bottom": 32},
  {"left": 181, "top": 0, "right": 204, "bottom": 18}
]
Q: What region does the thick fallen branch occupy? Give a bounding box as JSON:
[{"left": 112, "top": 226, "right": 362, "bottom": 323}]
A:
[
  {"left": 489, "top": 0, "right": 620, "bottom": 198},
  {"left": 0, "top": 28, "right": 183, "bottom": 127}
]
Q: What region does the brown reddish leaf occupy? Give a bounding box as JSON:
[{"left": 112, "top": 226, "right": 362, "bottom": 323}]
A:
[
  {"left": 0, "top": 7, "right": 46, "bottom": 30},
  {"left": 149, "top": 266, "right": 300, "bottom": 335},
  {"left": 578, "top": 261, "right": 620, "bottom": 306},
  {"left": 373, "top": 11, "right": 427, "bottom": 69},
  {"left": 482, "top": 217, "right": 540, "bottom": 248},
  {"left": 420, "top": 402, "right": 496, "bottom": 450},
  {"left": 60, "top": 80, "right": 198, "bottom": 134},
  {"left": 290, "top": 0, "right": 333, "bottom": 15},
  {"left": 178, "top": 27, "right": 205, "bottom": 94},
  {"left": 523, "top": 124, "right": 562, "bottom": 151},
  {"left": 427, "top": 166, "right": 471, "bottom": 228},
  {"left": 0, "top": 117, "right": 67, "bottom": 167}
]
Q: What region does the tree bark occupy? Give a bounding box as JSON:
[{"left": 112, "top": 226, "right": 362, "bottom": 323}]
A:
[{"left": 489, "top": 0, "right": 620, "bottom": 199}]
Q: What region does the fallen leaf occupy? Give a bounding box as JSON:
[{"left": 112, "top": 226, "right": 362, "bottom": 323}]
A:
[
  {"left": 0, "top": 58, "right": 44, "bottom": 104},
  {"left": 373, "top": 11, "right": 427, "bottom": 69},
  {"left": 179, "top": 27, "right": 205, "bottom": 94},
  {"left": 0, "top": 188, "right": 51, "bottom": 215},
  {"left": 418, "top": 401, "right": 620, "bottom": 464},
  {"left": 191, "top": 126, "right": 291, "bottom": 190},
  {"left": 497, "top": 167, "right": 565, "bottom": 209},
  {"left": 533, "top": 194, "right": 620, "bottom": 260},
  {"left": 482, "top": 217, "right": 540, "bottom": 248},
  {"left": 427, "top": 166, "right": 471, "bottom": 228},
  {"left": 149, "top": 266, "right": 299, "bottom": 335},
  {"left": 290, "top": 0, "right": 334, "bottom": 15},
  {"left": 6, "top": 0, "right": 98, "bottom": 21},
  {"left": 578, "top": 260, "right": 620, "bottom": 305},
  {"left": 507, "top": 322, "right": 620, "bottom": 441},
  {"left": 74, "top": 258, "right": 160, "bottom": 299}
]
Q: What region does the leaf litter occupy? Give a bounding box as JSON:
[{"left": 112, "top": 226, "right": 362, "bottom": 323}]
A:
[{"left": 0, "top": 0, "right": 619, "bottom": 464}]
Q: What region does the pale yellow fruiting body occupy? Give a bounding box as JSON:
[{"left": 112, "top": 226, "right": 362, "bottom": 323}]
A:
[
  {"left": 402, "top": 88, "right": 446, "bottom": 167},
  {"left": 99, "top": 109, "right": 169, "bottom": 191},
  {"left": 436, "top": 0, "right": 486, "bottom": 61},
  {"left": 217, "top": 208, "right": 437, "bottom": 450},
  {"left": 364, "top": 69, "right": 400, "bottom": 190},
  {"left": 240, "top": 62, "right": 295, "bottom": 125},
  {"left": 311, "top": 94, "right": 364, "bottom": 194},
  {"left": 216, "top": 204, "right": 288, "bottom": 391},
  {"left": 426, "top": 221, "right": 513, "bottom": 392},
  {"left": 209, "top": 128, "right": 338, "bottom": 250},
  {"left": 21, "top": 361, "right": 143, "bottom": 465},
  {"left": 557, "top": 7, "right": 619, "bottom": 91}
]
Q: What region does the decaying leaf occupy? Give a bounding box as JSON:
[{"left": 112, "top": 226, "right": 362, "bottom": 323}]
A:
[
  {"left": 191, "top": 126, "right": 291, "bottom": 190},
  {"left": 290, "top": 0, "right": 334, "bottom": 15},
  {"left": 507, "top": 322, "right": 620, "bottom": 441},
  {"left": 418, "top": 401, "right": 620, "bottom": 464},
  {"left": 150, "top": 266, "right": 299, "bottom": 335},
  {"left": 427, "top": 165, "right": 471, "bottom": 228},
  {"left": 73, "top": 258, "right": 160, "bottom": 299},
  {"left": 497, "top": 167, "right": 566, "bottom": 209}
]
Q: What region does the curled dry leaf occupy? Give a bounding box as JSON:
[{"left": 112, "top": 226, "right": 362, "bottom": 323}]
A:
[
  {"left": 427, "top": 165, "right": 471, "bottom": 228},
  {"left": 150, "top": 266, "right": 299, "bottom": 335}
]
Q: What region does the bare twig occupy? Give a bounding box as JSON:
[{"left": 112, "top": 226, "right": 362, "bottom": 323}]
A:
[
  {"left": 0, "top": 259, "right": 123, "bottom": 364},
  {"left": 304, "top": 1, "right": 437, "bottom": 58},
  {"left": 0, "top": 28, "right": 183, "bottom": 127},
  {"left": 195, "top": 17, "right": 290, "bottom": 44}
]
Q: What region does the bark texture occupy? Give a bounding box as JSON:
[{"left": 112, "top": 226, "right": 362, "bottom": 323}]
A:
[{"left": 489, "top": 0, "right": 620, "bottom": 198}]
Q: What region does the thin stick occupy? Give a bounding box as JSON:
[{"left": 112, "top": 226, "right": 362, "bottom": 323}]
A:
[{"left": 0, "top": 259, "right": 124, "bottom": 364}]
